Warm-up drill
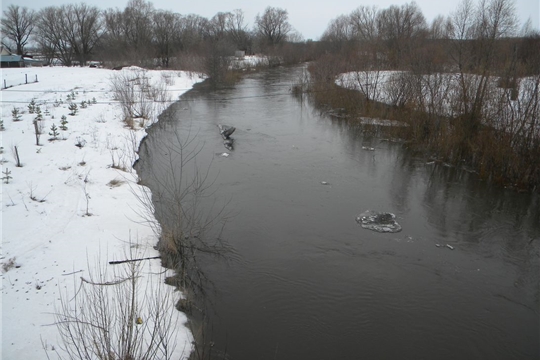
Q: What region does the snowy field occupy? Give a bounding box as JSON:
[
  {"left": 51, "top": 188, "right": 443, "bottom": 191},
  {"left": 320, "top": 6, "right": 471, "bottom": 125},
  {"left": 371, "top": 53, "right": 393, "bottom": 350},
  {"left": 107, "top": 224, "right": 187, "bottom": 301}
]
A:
[{"left": 1, "top": 66, "right": 204, "bottom": 359}]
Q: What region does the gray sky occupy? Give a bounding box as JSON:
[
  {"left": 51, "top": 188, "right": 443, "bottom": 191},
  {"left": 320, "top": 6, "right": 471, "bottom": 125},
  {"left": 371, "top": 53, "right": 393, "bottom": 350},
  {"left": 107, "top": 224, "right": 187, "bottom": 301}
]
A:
[{"left": 2, "top": 0, "right": 539, "bottom": 40}]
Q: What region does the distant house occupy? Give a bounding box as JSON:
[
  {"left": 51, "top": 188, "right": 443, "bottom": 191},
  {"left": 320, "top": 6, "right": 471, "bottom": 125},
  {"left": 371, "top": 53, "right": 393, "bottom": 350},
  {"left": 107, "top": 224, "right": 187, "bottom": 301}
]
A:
[
  {"left": 1, "top": 46, "right": 25, "bottom": 67},
  {"left": 1, "top": 54, "right": 24, "bottom": 68},
  {"left": 0, "top": 46, "right": 44, "bottom": 67}
]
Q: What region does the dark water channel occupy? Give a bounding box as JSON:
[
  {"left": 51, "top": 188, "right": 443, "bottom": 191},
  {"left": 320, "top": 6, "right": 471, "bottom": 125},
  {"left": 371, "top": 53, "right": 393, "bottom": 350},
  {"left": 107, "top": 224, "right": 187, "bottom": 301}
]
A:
[{"left": 136, "top": 66, "right": 540, "bottom": 360}]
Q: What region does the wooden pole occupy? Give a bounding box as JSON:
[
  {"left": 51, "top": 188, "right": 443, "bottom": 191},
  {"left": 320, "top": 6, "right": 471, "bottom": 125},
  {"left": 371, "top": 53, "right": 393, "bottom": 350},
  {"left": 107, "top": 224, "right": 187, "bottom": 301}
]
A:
[{"left": 109, "top": 256, "right": 161, "bottom": 265}]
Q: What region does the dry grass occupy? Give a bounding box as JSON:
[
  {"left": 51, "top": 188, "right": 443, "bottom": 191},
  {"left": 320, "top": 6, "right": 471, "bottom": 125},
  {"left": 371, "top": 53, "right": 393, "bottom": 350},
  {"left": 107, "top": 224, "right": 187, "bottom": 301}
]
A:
[
  {"left": 107, "top": 178, "right": 126, "bottom": 188},
  {"left": 2, "top": 257, "right": 17, "bottom": 273}
]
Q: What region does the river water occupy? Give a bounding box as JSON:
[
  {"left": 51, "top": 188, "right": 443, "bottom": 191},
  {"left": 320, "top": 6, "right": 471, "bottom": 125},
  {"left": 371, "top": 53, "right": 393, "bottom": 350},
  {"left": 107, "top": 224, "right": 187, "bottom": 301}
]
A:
[{"left": 136, "top": 66, "right": 539, "bottom": 360}]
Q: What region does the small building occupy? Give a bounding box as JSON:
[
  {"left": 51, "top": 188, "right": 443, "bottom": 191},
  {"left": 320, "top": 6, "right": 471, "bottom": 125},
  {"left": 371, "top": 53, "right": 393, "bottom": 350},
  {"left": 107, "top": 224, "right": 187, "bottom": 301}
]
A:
[
  {"left": 23, "top": 57, "right": 44, "bottom": 67},
  {"left": 1, "top": 54, "right": 24, "bottom": 68}
]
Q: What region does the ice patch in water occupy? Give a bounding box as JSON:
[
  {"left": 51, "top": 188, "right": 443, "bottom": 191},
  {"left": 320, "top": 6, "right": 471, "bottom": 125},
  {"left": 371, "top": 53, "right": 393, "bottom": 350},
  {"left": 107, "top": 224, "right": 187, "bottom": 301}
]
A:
[{"left": 355, "top": 210, "right": 402, "bottom": 233}]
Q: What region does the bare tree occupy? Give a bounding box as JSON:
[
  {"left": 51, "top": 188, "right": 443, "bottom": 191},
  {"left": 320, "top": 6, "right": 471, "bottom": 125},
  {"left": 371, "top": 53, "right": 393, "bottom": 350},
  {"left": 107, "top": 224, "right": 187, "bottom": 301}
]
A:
[
  {"left": 101, "top": 0, "right": 155, "bottom": 65},
  {"left": 449, "top": 0, "right": 518, "bottom": 118},
  {"left": 429, "top": 15, "right": 451, "bottom": 39},
  {"left": 321, "top": 14, "right": 353, "bottom": 43},
  {"left": 71, "top": 4, "right": 102, "bottom": 66},
  {"left": 55, "top": 4, "right": 103, "bottom": 66},
  {"left": 101, "top": 8, "right": 126, "bottom": 64},
  {"left": 254, "top": 6, "right": 292, "bottom": 47},
  {"left": 377, "top": 2, "right": 427, "bottom": 67},
  {"left": 349, "top": 6, "right": 379, "bottom": 42},
  {"left": 35, "top": 5, "right": 101, "bottom": 66},
  {"left": 36, "top": 7, "right": 75, "bottom": 66},
  {"left": 208, "top": 12, "right": 231, "bottom": 41},
  {"left": 177, "top": 14, "right": 209, "bottom": 53},
  {"left": 153, "top": 10, "right": 182, "bottom": 68},
  {"left": 123, "top": 0, "right": 155, "bottom": 63},
  {"left": 1, "top": 5, "right": 36, "bottom": 55},
  {"left": 226, "top": 9, "right": 251, "bottom": 51}
]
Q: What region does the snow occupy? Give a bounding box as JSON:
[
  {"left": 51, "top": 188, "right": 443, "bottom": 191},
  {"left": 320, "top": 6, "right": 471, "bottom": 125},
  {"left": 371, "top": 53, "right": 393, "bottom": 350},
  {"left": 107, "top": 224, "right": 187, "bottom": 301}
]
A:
[
  {"left": 337, "top": 70, "right": 540, "bottom": 137},
  {"left": 1, "top": 66, "right": 205, "bottom": 359},
  {"left": 230, "top": 55, "right": 271, "bottom": 70}
]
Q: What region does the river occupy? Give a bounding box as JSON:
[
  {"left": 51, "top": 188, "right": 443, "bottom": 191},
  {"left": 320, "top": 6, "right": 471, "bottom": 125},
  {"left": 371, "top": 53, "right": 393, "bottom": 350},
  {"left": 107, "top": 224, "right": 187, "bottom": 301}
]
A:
[{"left": 136, "top": 66, "right": 539, "bottom": 360}]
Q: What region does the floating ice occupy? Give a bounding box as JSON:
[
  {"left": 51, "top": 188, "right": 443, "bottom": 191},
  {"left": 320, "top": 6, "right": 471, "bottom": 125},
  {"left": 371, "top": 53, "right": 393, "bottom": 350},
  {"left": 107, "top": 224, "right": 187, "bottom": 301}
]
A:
[{"left": 355, "top": 210, "right": 402, "bottom": 233}]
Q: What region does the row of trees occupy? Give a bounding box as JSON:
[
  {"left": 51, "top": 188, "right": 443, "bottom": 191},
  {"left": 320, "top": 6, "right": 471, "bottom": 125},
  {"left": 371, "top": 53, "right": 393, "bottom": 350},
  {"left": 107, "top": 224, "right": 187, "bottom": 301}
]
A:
[
  {"left": 321, "top": 2, "right": 429, "bottom": 68},
  {"left": 311, "top": 0, "right": 539, "bottom": 189},
  {"left": 320, "top": 0, "right": 538, "bottom": 72},
  {"left": 1, "top": 0, "right": 300, "bottom": 68}
]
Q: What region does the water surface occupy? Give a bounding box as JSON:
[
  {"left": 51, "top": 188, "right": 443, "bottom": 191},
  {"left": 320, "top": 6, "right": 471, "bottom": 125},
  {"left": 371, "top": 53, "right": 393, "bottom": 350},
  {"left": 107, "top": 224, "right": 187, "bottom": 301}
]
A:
[{"left": 137, "top": 66, "right": 540, "bottom": 360}]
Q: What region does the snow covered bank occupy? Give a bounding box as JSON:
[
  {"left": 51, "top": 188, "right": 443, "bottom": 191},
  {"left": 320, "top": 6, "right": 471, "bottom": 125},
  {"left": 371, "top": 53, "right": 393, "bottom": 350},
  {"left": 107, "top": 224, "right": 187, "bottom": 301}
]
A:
[
  {"left": 337, "top": 70, "right": 540, "bottom": 137},
  {"left": 1, "top": 66, "right": 204, "bottom": 359},
  {"left": 337, "top": 71, "right": 538, "bottom": 114},
  {"left": 229, "top": 55, "right": 274, "bottom": 70}
]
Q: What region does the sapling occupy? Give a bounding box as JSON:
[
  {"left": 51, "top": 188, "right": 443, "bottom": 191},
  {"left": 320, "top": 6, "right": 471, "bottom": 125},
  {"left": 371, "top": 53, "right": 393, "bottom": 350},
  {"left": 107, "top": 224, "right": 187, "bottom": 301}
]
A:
[
  {"left": 68, "top": 103, "right": 78, "bottom": 116},
  {"left": 28, "top": 99, "right": 36, "bottom": 114},
  {"left": 80, "top": 100, "right": 87, "bottom": 109},
  {"left": 0, "top": 119, "right": 4, "bottom": 131},
  {"left": 92, "top": 97, "right": 97, "bottom": 104},
  {"left": 60, "top": 115, "right": 68, "bottom": 131},
  {"left": 12, "top": 107, "right": 22, "bottom": 121},
  {"left": 2, "top": 168, "right": 12, "bottom": 184},
  {"left": 49, "top": 123, "right": 59, "bottom": 140},
  {"left": 35, "top": 106, "right": 43, "bottom": 121}
]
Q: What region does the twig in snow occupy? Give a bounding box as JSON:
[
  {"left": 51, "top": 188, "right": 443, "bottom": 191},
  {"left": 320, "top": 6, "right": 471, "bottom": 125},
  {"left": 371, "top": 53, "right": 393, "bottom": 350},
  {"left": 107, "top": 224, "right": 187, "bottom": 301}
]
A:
[{"left": 108, "top": 256, "right": 160, "bottom": 265}]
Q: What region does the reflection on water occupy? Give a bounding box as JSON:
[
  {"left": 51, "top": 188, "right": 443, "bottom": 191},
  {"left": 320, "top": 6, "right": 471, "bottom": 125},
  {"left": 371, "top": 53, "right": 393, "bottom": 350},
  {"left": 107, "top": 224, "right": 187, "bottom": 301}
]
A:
[{"left": 137, "top": 66, "right": 540, "bottom": 360}]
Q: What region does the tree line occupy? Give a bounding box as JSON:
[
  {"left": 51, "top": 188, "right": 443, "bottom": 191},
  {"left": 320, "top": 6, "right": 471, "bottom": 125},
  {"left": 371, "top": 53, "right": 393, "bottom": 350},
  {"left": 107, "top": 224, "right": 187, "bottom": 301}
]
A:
[{"left": 1, "top": 0, "right": 301, "bottom": 68}]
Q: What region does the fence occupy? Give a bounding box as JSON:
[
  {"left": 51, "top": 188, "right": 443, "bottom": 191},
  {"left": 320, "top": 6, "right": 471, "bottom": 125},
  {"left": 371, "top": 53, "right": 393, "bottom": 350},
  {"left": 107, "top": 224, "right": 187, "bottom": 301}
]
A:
[{"left": 2, "top": 73, "right": 39, "bottom": 90}]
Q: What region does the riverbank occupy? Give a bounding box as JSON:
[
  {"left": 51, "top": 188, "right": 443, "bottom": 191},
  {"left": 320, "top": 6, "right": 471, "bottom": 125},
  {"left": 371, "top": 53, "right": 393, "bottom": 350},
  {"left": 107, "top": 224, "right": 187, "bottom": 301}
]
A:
[
  {"left": 313, "top": 68, "right": 540, "bottom": 191},
  {"left": 1, "top": 66, "right": 204, "bottom": 359}
]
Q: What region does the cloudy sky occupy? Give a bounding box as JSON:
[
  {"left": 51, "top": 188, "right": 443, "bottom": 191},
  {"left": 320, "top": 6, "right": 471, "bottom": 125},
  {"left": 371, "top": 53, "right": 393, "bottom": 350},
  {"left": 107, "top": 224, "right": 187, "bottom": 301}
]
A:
[{"left": 2, "top": 0, "right": 539, "bottom": 40}]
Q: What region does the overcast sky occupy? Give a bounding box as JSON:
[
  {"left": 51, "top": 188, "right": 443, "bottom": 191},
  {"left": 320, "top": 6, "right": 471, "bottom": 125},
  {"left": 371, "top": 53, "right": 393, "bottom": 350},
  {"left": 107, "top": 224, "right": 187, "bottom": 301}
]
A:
[{"left": 2, "top": 0, "right": 539, "bottom": 40}]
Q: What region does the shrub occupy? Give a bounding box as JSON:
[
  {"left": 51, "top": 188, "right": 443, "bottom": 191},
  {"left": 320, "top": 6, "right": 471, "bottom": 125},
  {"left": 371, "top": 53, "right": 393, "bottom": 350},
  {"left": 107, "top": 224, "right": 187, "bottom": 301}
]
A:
[{"left": 53, "top": 251, "right": 185, "bottom": 360}]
